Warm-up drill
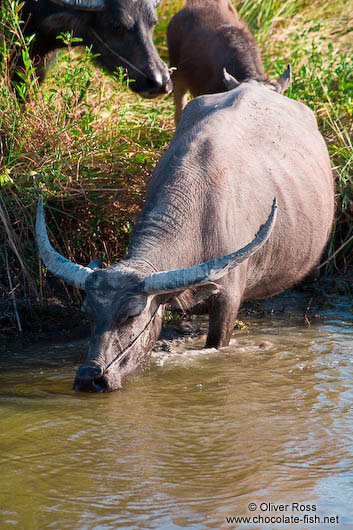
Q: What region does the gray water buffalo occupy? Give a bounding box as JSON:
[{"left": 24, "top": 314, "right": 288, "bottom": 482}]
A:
[
  {"left": 14, "top": 0, "right": 172, "bottom": 97},
  {"left": 36, "top": 73, "right": 334, "bottom": 392},
  {"left": 167, "top": 0, "right": 289, "bottom": 123}
]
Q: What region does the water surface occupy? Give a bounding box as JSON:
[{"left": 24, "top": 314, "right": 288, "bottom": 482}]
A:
[{"left": 1, "top": 308, "right": 353, "bottom": 529}]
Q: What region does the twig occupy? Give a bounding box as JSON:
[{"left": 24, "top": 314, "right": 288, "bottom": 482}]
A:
[
  {"left": 304, "top": 297, "right": 313, "bottom": 327},
  {"left": 317, "top": 232, "right": 353, "bottom": 269},
  {"left": 0, "top": 199, "right": 29, "bottom": 279},
  {"left": 3, "top": 246, "right": 22, "bottom": 333}
]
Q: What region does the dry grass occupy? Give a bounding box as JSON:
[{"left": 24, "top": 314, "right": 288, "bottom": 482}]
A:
[{"left": 0, "top": 0, "right": 352, "bottom": 331}]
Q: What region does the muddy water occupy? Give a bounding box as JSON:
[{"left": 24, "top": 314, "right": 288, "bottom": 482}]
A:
[{"left": 1, "top": 307, "right": 353, "bottom": 529}]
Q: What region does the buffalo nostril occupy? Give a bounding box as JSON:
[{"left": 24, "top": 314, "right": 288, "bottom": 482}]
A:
[
  {"left": 73, "top": 374, "right": 109, "bottom": 392},
  {"left": 77, "top": 363, "right": 103, "bottom": 380},
  {"left": 92, "top": 377, "right": 109, "bottom": 392},
  {"left": 142, "top": 76, "right": 173, "bottom": 96},
  {"left": 164, "top": 78, "right": 173, "bottom": 94}
]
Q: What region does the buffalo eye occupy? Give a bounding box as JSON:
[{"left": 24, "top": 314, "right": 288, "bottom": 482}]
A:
[
  {"left": 125, "top": 306, "right": 143, "bottom": 322},
  {"left": 120, "top": 304, "right": 146, "bottom": 325},
  {"left": 116, "top": 313, "right": 135, "bottom": 327}
]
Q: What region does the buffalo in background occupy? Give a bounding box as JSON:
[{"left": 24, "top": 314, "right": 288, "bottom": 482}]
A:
[{"left": 12, "top": 0, "right": 172, "bottom": 97}]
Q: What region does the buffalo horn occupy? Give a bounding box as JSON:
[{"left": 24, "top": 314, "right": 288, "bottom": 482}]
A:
[
  {"left": 140, "top": 198, "right": 277, "bottom": 294},
  {"left": 223, "top": 68, "right": 239, "bottom": 90},
  {"left": 276, "top": 65, "right": 291, "bottom": 94},
  {"left": 35, "top": 196, "right": 93, "bottom": 289},
  {"left": 50, "top": 0, "right": 106, "bottom": 11}
]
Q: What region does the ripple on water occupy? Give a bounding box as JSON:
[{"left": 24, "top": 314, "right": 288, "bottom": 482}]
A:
[{"left": 0, "top": 314, "right": 353, "bottom": 528}]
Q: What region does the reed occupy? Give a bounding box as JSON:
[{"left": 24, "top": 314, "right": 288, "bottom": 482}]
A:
[{"left": 0, "top": 0, "right": 352, "bottom": 330}]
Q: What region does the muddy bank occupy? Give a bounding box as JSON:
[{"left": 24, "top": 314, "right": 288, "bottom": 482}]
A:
[{"left": 1, "top": 274, "right": 352, "bottom": 349}]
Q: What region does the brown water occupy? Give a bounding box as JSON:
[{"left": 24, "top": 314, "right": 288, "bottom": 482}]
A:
[{"left": 1, "top": 308, "right": 353, "bottom": 530}]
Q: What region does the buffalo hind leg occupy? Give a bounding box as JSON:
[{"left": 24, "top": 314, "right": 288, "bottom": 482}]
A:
[{"left": 206, "top": 293, "right": 241, "bottom": 348}]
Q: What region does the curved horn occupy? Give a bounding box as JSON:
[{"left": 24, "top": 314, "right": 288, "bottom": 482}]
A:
[
  {"left": 223, "top": 68, "right": 239, "bottom": 91},
  {"left": 35, "top": 196, "right": 93, "bottom": 289},
  {"left": 276, "top": 64, "right": 291, "bottom": 94},
  {"left": 140, "top": 198, "right": 277, "bottom": 294},
  {"left": 50, "top": 0, "right": 106, "bottom": 11}
]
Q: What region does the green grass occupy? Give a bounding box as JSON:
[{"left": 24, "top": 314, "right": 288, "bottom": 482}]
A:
[{"left": 0, "top": 0, "right": 352, "bottom": 320}]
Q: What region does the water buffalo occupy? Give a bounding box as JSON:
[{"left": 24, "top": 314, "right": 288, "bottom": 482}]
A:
[
  {"left": 36, "top": 72, "right": 334, "bottom": 392},
  {"left": 14, "top": 0, "right": 172, "bottom": 97},
  {"left": 167, "top": 0, "right": 288, "bottom": 123}
]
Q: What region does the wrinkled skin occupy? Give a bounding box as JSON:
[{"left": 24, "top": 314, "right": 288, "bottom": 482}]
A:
[
  {"left": 74, "top": 263, "right": 223, "bottom": 391},
  {"left": 74, "top": 265, "right": 164, "bottom": 392},
  {"left": 15, "top": 0, "right": 172, "bottom": 96},
  {"left": 81, "top": 83, "right": 333, "bottom": 391},
  {"left": 37, "top": 79, "right": 334, "bottom": 392}
]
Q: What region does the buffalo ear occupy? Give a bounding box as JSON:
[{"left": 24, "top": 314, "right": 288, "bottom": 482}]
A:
[
  {"left": 223, "top": 68, "right": 240, "bottom": 91},
  {"left": 276, "top": 64, "right": 291, "bottom": 94},
  {"left": 192, "top": 283, "right": 222, "bottom": 301},
  {"left": 169, "top": 282, "right": 222, "bottom": 311}
]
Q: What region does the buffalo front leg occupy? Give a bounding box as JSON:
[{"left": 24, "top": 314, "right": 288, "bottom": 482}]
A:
[
  {"left": 35, "top": 51, "right": 57, "bottom": 84},
  {"left": 173, "top": 75, "right": 188, "bottom": 125},
  {"left": 206, "top": 293, "right": 241, "bottom": 348}
]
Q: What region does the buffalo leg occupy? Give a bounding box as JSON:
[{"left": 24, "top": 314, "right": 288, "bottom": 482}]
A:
[
  {"left": 35, "top": 51, "right": 57, "bottom": 84},
  {"left": 11, "top": 50, "right": 56, "bottom": 90},
  {"left": 206, "top": 293, "right": 240, "bottom": 348},
  {"left": 173, "top": 75, "right": 188, "bottom": 125}
]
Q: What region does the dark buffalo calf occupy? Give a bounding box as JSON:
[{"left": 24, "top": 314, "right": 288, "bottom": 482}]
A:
[{"left": 167, "top": 0, "right": 287, "bottom": 122}]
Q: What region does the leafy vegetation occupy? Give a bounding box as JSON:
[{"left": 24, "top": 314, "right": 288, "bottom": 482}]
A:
[{"left": 0, "top": 0, "right": 352, "bottom": 331}]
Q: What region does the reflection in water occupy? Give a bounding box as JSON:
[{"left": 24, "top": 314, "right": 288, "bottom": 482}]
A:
[{"left": 0, "top": 313, "right": 353, "bottom": 529}]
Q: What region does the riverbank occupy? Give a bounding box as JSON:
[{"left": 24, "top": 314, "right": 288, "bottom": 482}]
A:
[{"left": 1, "top": 273, "right": 352, "bottom": 350}]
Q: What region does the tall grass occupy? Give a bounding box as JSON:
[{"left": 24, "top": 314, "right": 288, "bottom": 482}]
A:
[
  {"left": 0, "top": 0, "right": 174, "bottom": 321},
  {"left": 251, "top": 1, "right": 353, "bottom": 273},
  {"left": 0, "top": 0, "right": 352, "bottom": 330}
]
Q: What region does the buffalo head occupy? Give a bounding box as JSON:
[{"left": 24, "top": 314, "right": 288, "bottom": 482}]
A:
[
  {"left": 35, "top": 196, "right": 277, "bottom": 392},
  {"left": 223, "top": 65, "right": 292, "bottom": 94},
  {"left": 51, "top": 0, "right": 172, "bottom": 96}
]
